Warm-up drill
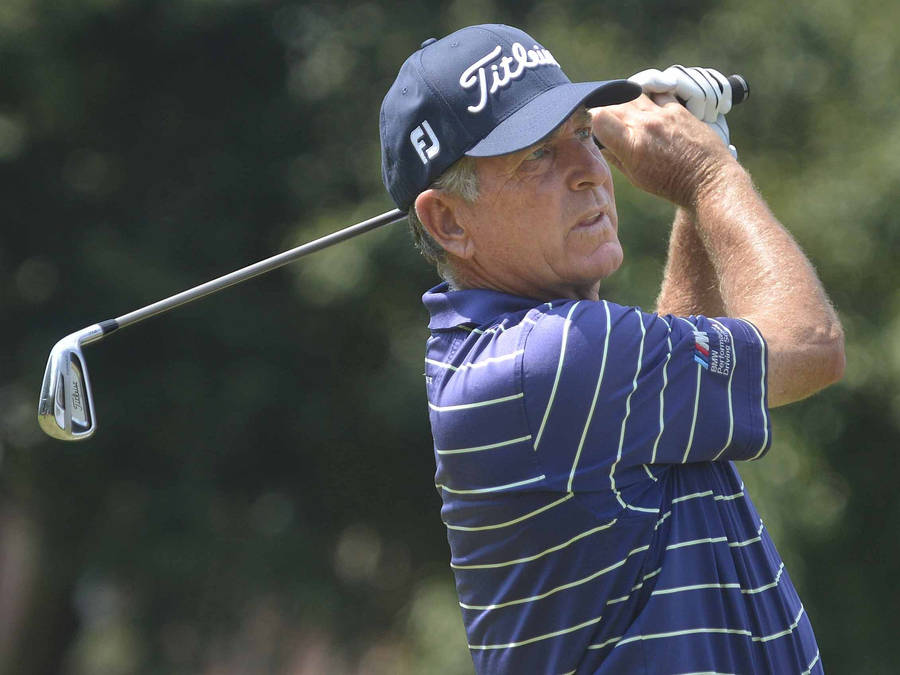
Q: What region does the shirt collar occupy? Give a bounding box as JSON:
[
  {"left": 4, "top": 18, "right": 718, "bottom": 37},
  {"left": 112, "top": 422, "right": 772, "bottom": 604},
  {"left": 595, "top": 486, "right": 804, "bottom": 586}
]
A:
[{"left": 423, "top": 282, "right": 541, "bottom": 330}]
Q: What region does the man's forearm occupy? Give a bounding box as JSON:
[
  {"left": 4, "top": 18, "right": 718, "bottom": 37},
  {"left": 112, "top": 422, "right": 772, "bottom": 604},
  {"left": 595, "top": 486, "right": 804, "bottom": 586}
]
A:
[
  {"left": 656, "top": 207, "right": 725, "bottom": 317},
  {"left": 690, "top": 163, "right": 845, "bottom": 406}
]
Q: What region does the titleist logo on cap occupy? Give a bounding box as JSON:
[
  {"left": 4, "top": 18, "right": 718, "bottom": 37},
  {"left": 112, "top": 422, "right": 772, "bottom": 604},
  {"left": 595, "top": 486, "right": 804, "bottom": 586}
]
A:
[{"left": 459, "top": 42, "right": 561, "bottom": 114}]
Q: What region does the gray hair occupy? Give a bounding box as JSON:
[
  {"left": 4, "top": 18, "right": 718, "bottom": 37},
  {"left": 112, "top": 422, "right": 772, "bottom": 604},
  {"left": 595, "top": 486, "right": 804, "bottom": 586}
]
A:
[{"left": 408, "top": 155, "right": 479, "bottom": 285}]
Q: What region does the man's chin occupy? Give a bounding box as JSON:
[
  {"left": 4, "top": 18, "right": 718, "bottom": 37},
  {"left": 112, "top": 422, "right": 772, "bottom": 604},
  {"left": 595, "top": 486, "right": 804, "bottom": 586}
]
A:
[{"left": 590, "top": 245, "right": 624, "bottom": 282}]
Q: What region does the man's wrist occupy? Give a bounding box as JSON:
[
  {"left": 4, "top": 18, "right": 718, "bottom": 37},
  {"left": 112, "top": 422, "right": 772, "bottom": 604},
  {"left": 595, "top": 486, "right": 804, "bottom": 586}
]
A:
[{"left": 687, "top": 158, "right": 751, "bottom": 212}]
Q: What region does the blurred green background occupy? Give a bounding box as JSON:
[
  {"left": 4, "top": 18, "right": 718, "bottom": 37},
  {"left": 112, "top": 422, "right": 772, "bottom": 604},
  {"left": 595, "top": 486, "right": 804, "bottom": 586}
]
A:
[{"left": 1, "top": 0, "right": 897, "bottom": 673}]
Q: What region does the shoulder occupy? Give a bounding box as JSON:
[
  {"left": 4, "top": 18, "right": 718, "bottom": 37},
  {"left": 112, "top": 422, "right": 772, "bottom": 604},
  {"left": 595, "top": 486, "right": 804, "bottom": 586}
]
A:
[{"left": 524, "top": 299, "right": 674, "bottom": 361}]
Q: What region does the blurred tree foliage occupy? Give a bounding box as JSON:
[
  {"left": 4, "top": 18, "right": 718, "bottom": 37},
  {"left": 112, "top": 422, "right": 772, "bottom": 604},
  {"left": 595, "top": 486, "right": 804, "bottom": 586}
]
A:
[{"left": 0, "top": 0, "right": 897, "bottom": 673}]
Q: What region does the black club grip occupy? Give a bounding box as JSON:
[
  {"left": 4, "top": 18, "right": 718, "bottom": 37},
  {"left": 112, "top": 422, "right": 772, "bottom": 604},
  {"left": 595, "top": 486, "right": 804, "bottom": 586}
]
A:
[{"left": 728, "top": 74, "right": 750, "bottom": 105}]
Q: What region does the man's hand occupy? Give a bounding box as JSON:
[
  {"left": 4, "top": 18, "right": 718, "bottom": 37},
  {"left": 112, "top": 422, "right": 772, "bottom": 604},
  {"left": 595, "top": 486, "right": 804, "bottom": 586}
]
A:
[
  {"left": 629, "top": 66, "right": 737, "bottom": 157},
  {"left": 590, "top": 95, "right": 736, "bottom": 207}
]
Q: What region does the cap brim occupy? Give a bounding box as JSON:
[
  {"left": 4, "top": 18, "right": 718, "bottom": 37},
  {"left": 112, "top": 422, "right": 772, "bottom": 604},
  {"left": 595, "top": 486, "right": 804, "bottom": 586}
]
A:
[{"left": 465, "top": 79, "right": 641, "bottom": 158}]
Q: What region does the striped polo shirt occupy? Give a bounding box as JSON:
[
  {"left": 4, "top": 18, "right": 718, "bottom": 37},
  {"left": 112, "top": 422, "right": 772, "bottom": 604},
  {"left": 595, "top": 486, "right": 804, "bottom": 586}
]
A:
[{"left": 423, "top": 283, "right": 822, "bottom": 675}]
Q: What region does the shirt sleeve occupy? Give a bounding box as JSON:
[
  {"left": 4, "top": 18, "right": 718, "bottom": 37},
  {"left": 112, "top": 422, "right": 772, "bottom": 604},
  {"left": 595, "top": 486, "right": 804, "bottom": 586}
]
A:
[{"left": 521, "top": 300, "right": 771, "bottom": 491}]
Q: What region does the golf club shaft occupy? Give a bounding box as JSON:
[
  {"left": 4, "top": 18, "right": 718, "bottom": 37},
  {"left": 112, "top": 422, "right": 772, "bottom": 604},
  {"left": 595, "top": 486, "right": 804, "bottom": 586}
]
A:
[
  {"left": 74, "top": 76, "right": 750, "bottom": 344},
  {"left": 88, "top": 208, "right": 406, "bottom": 342}
]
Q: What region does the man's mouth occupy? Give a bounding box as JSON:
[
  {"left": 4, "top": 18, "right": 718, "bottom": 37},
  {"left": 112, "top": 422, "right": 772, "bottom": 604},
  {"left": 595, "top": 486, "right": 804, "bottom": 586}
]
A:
[{"left": 574, "top": 210, "right": 609, "bottom": 230}]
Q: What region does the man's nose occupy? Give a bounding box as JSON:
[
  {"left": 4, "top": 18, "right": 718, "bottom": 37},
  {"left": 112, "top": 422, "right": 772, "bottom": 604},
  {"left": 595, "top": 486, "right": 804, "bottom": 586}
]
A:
[{"left": 565, "top": 139, "right": 612, "bottom": 191}]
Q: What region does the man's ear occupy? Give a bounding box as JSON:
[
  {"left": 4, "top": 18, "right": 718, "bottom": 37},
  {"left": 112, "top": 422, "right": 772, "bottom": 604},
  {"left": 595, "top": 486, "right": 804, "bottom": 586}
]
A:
[{"left": 414, "top": 189, "right": 475, "bottom": 259}]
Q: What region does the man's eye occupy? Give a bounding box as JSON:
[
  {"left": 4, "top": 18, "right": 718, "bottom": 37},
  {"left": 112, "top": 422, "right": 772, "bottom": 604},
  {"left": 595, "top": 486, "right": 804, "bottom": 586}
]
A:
[
  {"left": 525, "top": 146, "right": 549, "bottom": 161},
  {"left": 576, "top": 127, "right": 593, "bottom": 140}
]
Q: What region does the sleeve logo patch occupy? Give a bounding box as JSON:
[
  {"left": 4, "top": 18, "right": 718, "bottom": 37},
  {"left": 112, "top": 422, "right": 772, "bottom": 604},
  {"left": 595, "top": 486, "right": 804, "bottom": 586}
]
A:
[
  {"left": 693, "top": 331, "right": 711, "bottom": 369},
  {"left": 693, "top": 326, "right": 733, "bottom": 377}
]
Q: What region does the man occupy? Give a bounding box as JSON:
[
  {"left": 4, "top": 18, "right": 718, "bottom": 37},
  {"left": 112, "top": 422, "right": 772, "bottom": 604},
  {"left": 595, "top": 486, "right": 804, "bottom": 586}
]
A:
[{"left": 380, "top": 24, "right": 843, "bottom": 674}]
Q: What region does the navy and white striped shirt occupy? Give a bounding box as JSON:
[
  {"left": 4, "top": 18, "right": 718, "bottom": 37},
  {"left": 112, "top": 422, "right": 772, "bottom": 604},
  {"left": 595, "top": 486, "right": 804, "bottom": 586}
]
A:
[{"left": 423, "top": 283, "right": 822, "bottom": 674}]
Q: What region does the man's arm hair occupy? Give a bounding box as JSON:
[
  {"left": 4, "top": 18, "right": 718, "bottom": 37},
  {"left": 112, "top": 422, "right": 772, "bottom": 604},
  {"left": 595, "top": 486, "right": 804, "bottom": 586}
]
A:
[
  {"left": 683, "top": 164, "right": 845, "bottom": 407},
  {"left": 655, "top": 208, "right": 725, "bottom": 317}
]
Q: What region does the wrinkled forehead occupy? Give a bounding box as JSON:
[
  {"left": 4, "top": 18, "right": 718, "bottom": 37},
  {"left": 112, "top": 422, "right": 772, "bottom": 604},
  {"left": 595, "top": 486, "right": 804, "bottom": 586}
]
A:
[
  {"left": 517, "top": 106, "right": 593, "bottom": 153},
  {"left": 482, "top": 106, "right": 595, "bottom": 170}
]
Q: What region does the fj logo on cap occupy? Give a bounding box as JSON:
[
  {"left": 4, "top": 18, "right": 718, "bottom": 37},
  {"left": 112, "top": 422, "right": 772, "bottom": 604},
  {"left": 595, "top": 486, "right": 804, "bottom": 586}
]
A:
[
  {"left": 410, "top": 120, "right": 440, "bottom": 164},
  {"left": 460, "top": 42, "right": 561, "bottom": 114}
]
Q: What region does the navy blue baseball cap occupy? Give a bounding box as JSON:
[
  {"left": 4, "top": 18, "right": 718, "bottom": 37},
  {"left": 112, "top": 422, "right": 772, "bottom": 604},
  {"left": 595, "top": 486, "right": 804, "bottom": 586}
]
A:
[{"left": 379, "top": 24, "right": 641, "bottom": 211}]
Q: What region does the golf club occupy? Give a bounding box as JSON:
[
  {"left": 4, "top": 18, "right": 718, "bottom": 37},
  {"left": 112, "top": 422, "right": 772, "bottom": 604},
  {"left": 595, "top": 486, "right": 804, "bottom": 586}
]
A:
[
  {"left": 37, "top": 73, "right": 750, "bottom": 442},
  {"left": 37, "top": 207, "right": 406, "bottom": 441}
]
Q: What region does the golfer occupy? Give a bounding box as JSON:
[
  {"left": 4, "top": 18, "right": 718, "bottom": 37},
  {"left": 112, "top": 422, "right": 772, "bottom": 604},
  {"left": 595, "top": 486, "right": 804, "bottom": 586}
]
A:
[{"left": 380, "top": 24, "right": 844, "bottom": 674}]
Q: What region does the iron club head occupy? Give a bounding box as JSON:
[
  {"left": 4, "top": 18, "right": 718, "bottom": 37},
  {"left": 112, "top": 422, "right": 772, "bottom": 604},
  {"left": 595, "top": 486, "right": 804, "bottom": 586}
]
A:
[{"left": 37, "top": 325, "right": 104, "bottom": 441}]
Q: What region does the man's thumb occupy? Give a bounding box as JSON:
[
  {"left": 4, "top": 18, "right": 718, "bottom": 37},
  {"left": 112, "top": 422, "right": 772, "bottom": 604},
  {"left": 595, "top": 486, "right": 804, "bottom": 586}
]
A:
[{"left": 591, "top": 106, "right": 630, "bottom": 163}]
